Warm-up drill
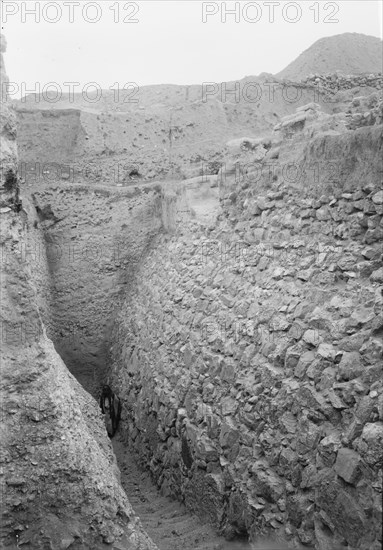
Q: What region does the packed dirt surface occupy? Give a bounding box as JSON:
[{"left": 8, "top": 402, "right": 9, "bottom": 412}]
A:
[
  {"left": 113, "top": 437, "right": 253, "bottom": 550},
  {"left": 114, "top": 437, "right": 306, "bottom": 550}
]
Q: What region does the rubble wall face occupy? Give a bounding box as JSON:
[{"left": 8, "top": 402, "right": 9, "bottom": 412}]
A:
[
  {"left": 302, "top": 73, "right": 382, "bottom": 93},
  {"left": 109, "top": 126, "right": 383, "bottom": 549}
]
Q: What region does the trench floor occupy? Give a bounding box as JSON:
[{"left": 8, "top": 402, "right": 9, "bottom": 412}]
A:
[{"left": 112, "top": 436, "right": 254, "bottom": 550}]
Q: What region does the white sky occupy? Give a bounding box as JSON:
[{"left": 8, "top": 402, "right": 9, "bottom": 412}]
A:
[{"left": 1, "top": 0, "right": 382, "bottom": 97}]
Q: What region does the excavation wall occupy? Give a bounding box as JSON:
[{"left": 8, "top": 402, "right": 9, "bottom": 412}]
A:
[
  {"left": 6, "top": 39, "right": 383, "bottom": 549},
  {"left": 1, "top": 35, "right": 157, "bottom": 550},
  {"left": 16, "top": 77, "right": 355, "bottom": 183},
  {"left": 30, "top": 183, "right": 164, "bottom": 393},
  {"left": 1, "top": 203, "right": 158, "bottom": 550},
  {"left": 108, "top": 122, "right": 383, "bottom": 549}
]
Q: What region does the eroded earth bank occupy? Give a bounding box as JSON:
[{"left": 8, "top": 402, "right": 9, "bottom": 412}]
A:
[
  {"left": 1, "top": 34, "right": 159, "bottom": 550},
  {"left": 1, "top": 32, "right": 383, "bottom": 550}
]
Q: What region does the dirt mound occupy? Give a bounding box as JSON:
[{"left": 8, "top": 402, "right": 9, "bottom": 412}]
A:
[{"left": 276, "top": 33, "right": 383, "bottom": 81}]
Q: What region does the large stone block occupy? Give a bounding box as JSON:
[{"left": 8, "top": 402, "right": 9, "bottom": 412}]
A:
[
  {"left": 251, "top": 465, "right": 284, "bottom": 502},
  {"left": 317, "top": 433, "right": 341, "bottom": 467},
  {"left": 355, "top": 422, "right": 383, "bottom": 467},
  {"left": 195, "top": 434, "right": 219, "bottom": 462},
  {"left": 334, "top": 448, "right": 362, "bottom": 485},
  {"left": 338, "top": 351, "right": 364, "bottom": 381},
  {"left": 296, "top": 416, "right": 322, "bottom": 454},
  {"left": 286, "top": 494, "right": 313, "bottom": 528},
  {"left": 219, "top": 420, "right": 241, "bottom": 461},
  {"left": 184, "top": 470, "right": 226, "bottom": 527},
  {"left": 317, "top": 472, "right": 367, "bottom": 547},
  {"left": 294, "top": 350, "right": 315, "bottom": 378}
]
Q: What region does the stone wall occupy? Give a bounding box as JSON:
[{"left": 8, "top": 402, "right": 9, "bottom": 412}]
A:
[
  {"left": 108, "top": 120, "right": 383, "bottom": 549},
  {"left": 303, "top": 73, "right": 382, "bottom": 93},
  {"left": 345, "top": 94, "right": 383, "bottom": 130},
  {"left": 221, "top": 109, "right": 382, "bottom": 202}
]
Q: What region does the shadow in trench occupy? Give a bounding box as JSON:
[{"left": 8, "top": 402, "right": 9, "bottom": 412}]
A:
[{"left": 52, "top": 331, "right": 110, "bottom": 398}]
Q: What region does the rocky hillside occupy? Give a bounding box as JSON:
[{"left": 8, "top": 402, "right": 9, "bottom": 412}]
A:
[{"left": 276, "top": 33, "right": 383, "bottom": 81}]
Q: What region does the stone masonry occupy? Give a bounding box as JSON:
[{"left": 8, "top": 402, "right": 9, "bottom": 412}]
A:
[{"left": 109, "top": 109, "right": 383, "bottom": 549}]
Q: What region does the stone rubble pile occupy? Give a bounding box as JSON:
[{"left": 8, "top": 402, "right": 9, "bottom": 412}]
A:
[
  {"left": 303, "top": 73, "right": 383, "bottom": 93},
  {"left": 345, "top": 93, "right": 383, "bottom": 130}
]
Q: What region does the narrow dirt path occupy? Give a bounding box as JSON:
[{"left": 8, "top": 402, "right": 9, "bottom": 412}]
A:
[{"left": 112, "top": 436, "right": 253, "bottom": 550}]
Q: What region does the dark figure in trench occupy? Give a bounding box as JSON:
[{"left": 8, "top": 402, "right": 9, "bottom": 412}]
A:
[{"left": 99, "top": 385, "right": 121, "bottom": 437}]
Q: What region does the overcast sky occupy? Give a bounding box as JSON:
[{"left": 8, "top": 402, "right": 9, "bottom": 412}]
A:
[{"left": 1, "top": 0, "right": 382, "bottom": 97}]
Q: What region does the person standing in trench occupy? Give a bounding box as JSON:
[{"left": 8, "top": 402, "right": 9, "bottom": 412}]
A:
[{"left": 99, "top": 385, "right": 122, "bottom": 437}]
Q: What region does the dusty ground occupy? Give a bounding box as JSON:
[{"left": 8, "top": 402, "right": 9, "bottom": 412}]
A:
[
  {"left": 112, "top": 436, "right": 253, "bottom": 550},
  {"left": 112, "top": 436, "right": 297, "bottom": 550}
]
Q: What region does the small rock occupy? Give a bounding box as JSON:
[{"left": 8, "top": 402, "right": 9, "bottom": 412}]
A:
[
  {"left": 317, "top": 343, "right": 336, "bottom": 360},
  {"left": 325, "top": 389, "right": 347, "bottom": 410},
  {"left": 370, "top": 267, "right": 383, "bottom": 283},
  {"left": 316, "top": 206, "right": 331, "bottom": 221},
  {"left": 60, "top": 538, "right": 75, "bottom": 550},
  {"left": 303, "top": 329, "right": 322, "bottom": 347},
  {"left": 6, "top": 478, "right": 26, "bottom": 487},
  {"left": 371, "top": 190, "right": 383, "bottom": 205},
  {"left": 295, "top": 351, "right": 315, "bottom": 378}
]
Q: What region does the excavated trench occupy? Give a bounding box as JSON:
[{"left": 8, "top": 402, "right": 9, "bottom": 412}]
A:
[
  {"left": 23, "top": 121, "right": 383, "bottom": 550},
  {"left": 29, "top": 182, "right": 165, "bottom": 394},
  {"left": 5, "top": 29, "right": 382, "bottom": 549},
  {"left": 28, "top": 182, "right": 257, "bottom": 550}
]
